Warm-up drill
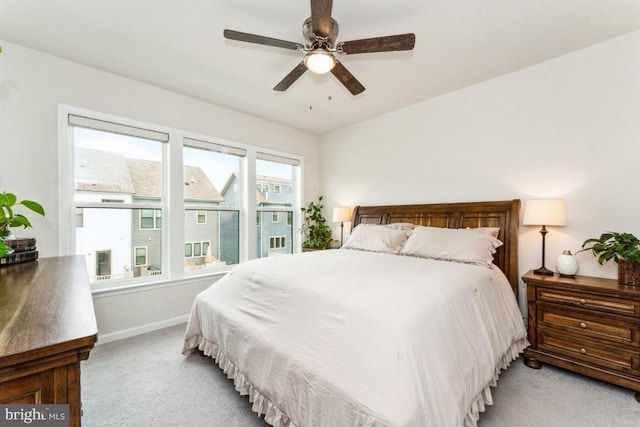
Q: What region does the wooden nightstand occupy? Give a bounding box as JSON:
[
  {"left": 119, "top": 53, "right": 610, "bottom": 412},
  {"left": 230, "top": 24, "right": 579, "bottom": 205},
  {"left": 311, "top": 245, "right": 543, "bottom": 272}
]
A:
[{"left": 522, "top": 270, "right": 640, "bottom": 402}]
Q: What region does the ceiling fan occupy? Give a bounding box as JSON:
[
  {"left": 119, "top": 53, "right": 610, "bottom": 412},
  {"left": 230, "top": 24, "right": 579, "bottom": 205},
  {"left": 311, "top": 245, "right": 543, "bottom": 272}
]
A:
[{"left": 223, "top": 0, "right": 416, "bottom": 95}]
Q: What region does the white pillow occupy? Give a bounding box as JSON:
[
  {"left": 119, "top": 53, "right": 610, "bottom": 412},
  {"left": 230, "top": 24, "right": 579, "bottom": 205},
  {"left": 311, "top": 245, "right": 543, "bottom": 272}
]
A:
[
  {"left": 342, "top": 225, "right": 409, "bottom": 254},
  {"left": 387, "top": 222, "right": 416, "bottom": 231},
  {"left": 463, "top": 227, "right": 500, "bottom": 238},
  {"left": 400, "top": 226, "right": 503, "bottom": 266}
]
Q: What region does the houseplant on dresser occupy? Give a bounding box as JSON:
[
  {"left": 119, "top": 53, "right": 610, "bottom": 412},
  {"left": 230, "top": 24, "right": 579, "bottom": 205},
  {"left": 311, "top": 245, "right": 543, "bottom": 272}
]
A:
[
  {"left": 0, "top": 191, "right": 45, "bottom": 259},
  {"left": 580, "top": 231, "right": 640, "bottom": 286},
  {"left": 300, "top": 196, "right": 333, "bottom": 251}
]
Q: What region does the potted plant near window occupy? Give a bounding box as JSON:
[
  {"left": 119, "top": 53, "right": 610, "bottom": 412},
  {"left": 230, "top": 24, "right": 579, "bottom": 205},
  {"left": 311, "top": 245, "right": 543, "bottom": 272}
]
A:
[
  {"left": 300, "top": 196, "right": 333, "bottom": 251},
  {"left": 580, "top": 232, "right": 640, "bottom": 286},
  {"left": 0, "top": 191, "right": 45, "bottom": 257}
]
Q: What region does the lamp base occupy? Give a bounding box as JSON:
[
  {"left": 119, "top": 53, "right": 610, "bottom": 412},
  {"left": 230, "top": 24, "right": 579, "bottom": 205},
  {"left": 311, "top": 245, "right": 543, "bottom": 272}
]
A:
[{"left": 533, "top": 266, "right": 554, "bottom": 276}]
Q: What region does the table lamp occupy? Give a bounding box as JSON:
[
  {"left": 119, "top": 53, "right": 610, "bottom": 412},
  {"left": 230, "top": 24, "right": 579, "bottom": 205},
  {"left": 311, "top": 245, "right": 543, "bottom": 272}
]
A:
[
  {"left": 333, "top": 207, "right": 352, "bottom": 247},
  {"left": 523, "top": 199, "right": 566, "bottom": 275}
]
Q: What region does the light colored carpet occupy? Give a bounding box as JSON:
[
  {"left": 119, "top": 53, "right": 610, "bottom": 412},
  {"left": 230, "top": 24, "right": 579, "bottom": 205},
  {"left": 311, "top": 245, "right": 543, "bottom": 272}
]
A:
[{"left": 82, "top": 324, "right": 640, "bottom": 426}]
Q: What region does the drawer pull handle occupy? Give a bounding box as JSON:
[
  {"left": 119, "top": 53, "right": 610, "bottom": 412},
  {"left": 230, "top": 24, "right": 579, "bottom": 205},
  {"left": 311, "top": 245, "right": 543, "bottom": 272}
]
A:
[
  {"left": 580, "top": 322, "right": 587, "bottom": 329},
  {"left": 579, "top": 298, "right": 586, "bottom": 305},
  {"left": 580, "top": 348, "right": 587, "bottom": 354}
]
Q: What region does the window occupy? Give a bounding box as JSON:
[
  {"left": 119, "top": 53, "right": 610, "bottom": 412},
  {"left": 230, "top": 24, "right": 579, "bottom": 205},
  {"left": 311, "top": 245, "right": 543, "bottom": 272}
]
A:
[
  {"left": 60, "top": 106, "right": 302, "bottom": 290},
  {"left": 76, "top": 208, "right": 84, "bottom": 228},
  {"left": 269, "top": 236, "right": 286, "bottom": 249},
  {"left": 183, "top": 138, "right": 245, "bottom": 271},
  {"left": 256, "top": 153, "right": 299, "bottom": 259},
  {"left": 196, "top": 210, "right": 206, "bottom": 224},
  {"left": 185, "top": 241, "right": 212, "bottom": 258},
  {"left": 135, "top": 247, "right": 147, "bottom": 266},
  {"left": 96, "top": 251, "right": 111, "bottom": 280},
  {"left": 140, "top": 209, "right": 161, "bottom": 230},
  {"left": 68, "top": 114, "right": 165, "bottom": 284}
]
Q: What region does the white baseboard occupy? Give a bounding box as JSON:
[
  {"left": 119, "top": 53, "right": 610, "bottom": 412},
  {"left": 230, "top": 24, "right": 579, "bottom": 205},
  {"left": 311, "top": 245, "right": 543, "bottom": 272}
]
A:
[{"left": 96, "top": 315, "right": 189, "bottom": 345}]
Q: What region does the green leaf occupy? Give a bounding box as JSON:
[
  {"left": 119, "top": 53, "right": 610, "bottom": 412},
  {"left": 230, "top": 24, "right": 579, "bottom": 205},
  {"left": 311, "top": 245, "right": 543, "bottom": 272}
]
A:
[
  {"left": 20, "top": 200, "right": 45, "bottom": 216},
  {"left": 0, "top": 240, "right": 10, "bottom": 258},
  {"left": 10, "top": 214, "right": 32, "bottom": 229}
]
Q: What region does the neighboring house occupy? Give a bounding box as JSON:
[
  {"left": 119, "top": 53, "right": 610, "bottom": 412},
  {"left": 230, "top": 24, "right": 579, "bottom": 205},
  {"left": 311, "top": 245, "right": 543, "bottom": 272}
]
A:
[
  {"left": 75, "top": 147, "right": 224, "bottom": 281},
  {"left": 221, "top": 173, "right": 294, "bottom": 259}
]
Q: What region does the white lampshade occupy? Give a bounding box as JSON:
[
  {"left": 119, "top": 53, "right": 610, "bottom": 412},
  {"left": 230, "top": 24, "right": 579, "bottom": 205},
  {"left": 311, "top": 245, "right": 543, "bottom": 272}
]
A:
[
  {"left": 304, "top": 50, "right": 336, "bottom": 74},
  {"left": 523, "top": 199, "right": 567, "bottom": 226},
  {"left": 333, "top": 207, "right": 352, "bottom": 223}
]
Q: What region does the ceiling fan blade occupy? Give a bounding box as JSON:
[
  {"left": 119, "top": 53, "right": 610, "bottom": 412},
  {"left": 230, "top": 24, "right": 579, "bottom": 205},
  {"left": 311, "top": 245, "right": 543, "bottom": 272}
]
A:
[
  {"left": 337, "top": 33, "right": 416, "bottom": 55},
  {"left": 311, "top": 0, "right": 333, "bottom": 38},
  {"left": 273, "top": 62, "right": 308, "bottom": 91},
  {"left": 331, "top": 60, "right": 365, "bottom": 95},
  {"left": 224, "top": 29, "right": 303, "bottom": 51}
]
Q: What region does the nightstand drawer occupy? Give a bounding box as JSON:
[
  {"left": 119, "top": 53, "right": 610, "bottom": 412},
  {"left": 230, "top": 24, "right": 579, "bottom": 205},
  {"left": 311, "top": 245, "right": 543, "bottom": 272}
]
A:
[
  {"left": 538, "top": 330, "right": 640, "bottom": 376},
  {"left": 537, "top": 288, "right": 640, "bottom": 317},
  {"left": 539, "top": 306, "right": 640, "bottom": 347}
]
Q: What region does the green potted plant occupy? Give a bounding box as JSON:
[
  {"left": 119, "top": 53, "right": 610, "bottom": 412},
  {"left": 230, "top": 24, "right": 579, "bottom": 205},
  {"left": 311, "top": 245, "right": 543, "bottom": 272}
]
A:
[
  {"left": 0, "top": 191, "right": 45, "bottom": 257},
  {"left": 300, "top": 196, "right": 333, "bottom": 250},
  {"left": 580, "top": 232, "right": 640, "bottom": 286}
]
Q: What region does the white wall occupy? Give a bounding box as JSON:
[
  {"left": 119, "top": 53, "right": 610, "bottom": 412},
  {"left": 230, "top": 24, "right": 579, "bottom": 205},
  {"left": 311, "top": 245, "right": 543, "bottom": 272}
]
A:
[
  {"left": 320, "top": 31, "right": 640, "bottom": 311},
  {"left": 0, "top": 40, "right": 320, "bottom": 339}
]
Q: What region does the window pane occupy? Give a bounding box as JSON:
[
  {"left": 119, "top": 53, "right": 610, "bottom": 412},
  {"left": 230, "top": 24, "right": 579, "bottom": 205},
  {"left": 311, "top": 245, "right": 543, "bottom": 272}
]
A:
[
  {"left": 256, "top": 157, "right": 295, "bottom": 259},
  {"left": 183, "top": 143, "right": 241, "bottom": 274},
  {"left": 74, "top": 127, "right": 162, "bottom": 205},
  {"left": 185, "top": 243, "right": 192, "bottom": 257},
  {"left": 73, "top": 126, "right": 164, "bottom": 284},
  {"left": 76, "top": 208, "right": 162, "bottom": 283}
]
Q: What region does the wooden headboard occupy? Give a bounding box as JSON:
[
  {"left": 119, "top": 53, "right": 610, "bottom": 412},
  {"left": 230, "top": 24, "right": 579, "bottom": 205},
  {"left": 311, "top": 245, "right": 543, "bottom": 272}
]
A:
[{"left": 351, "top": 200, "right": 520, "bottom": 298}]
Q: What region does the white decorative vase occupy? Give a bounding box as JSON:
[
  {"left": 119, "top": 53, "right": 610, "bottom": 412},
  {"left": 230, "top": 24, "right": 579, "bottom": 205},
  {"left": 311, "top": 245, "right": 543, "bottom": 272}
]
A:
[{"left": 556, "top": 250, "right": 579, "bottom": 277}]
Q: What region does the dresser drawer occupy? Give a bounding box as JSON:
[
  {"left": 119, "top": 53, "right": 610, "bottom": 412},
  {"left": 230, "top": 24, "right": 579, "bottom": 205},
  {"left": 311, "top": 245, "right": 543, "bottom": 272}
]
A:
[
  {"left": 537, "top": 288, "right": 640, "bottom": 317},
  {"left": 538, "top": 306, "right": 640, "bottom": 348},
  {"left": 537, "top": 329, "right": 640, "bottom": 376}
]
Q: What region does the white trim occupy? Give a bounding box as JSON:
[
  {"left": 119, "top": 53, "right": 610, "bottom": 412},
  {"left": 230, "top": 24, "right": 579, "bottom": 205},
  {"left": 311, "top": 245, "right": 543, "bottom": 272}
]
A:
[
  {"left": 69, "top": 114, "right": 170, "bottom": 142},
  {"left": 96, "top": 315, "right": 189, "bottom": 345},
  {"left": 184, "top": 137, "right": 247, "bottom": 157},
  {"left": 257, "top": 152, "right": 301, "bottom": 166}
]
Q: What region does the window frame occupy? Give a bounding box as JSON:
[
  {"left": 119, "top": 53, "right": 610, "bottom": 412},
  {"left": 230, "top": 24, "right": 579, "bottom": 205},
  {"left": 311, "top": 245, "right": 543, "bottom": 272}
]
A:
[
  {"left": 196, "top": 210, "right": 207, "bottom": 224},
  {"left": 59, "top": 105, "right": 303, "bottom": 294},
  {"left": 134, "top": 246, "right": 148, "bottom": 267}
]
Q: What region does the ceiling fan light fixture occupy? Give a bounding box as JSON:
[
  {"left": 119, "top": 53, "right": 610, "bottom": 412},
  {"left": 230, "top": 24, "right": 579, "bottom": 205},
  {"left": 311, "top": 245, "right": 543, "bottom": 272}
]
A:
[{"left": 304, "top": 50, "right": 336, "bottom": 74}]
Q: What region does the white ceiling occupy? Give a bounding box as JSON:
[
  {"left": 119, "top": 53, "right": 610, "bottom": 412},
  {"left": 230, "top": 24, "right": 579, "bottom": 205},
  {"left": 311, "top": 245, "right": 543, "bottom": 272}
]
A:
[{"left": 1, "top": 0, "right": 639, "bottom": 135}]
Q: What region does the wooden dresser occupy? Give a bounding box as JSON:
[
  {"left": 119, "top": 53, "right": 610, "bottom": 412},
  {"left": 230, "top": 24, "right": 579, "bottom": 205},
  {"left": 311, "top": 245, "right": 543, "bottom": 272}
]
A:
[
  {"left": 522, "top": 270, "right": 640, "bottom": 402},
  {"left": 0, "top": 256, "right": 98, "bottom": 426}
]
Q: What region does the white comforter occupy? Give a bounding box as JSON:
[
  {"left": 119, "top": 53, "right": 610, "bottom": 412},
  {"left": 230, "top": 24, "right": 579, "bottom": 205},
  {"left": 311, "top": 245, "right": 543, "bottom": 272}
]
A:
[{"left": 183, "top": 249, "right": 528, "bottom": 427}]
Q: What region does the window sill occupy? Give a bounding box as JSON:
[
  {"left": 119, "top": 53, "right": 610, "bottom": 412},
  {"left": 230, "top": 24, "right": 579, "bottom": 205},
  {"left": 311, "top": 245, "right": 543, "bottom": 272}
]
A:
[{"left": 91, "top": 268, "right": 231, "bottom": 298}]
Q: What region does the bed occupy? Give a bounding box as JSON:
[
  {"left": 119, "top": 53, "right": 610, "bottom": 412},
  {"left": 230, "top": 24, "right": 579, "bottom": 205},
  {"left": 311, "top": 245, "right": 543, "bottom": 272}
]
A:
[{"left": 183, "top": 200, "right": 528, "bottom": 427}]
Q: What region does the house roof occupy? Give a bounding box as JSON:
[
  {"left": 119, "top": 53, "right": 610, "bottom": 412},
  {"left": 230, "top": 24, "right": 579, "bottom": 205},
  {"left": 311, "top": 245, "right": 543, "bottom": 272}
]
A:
[
  {"left": 76, "top": 148, "right": 223, "bottom": 202},
  {"left": 75, "top": 148, "right": 135, "bottom": 194}
]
